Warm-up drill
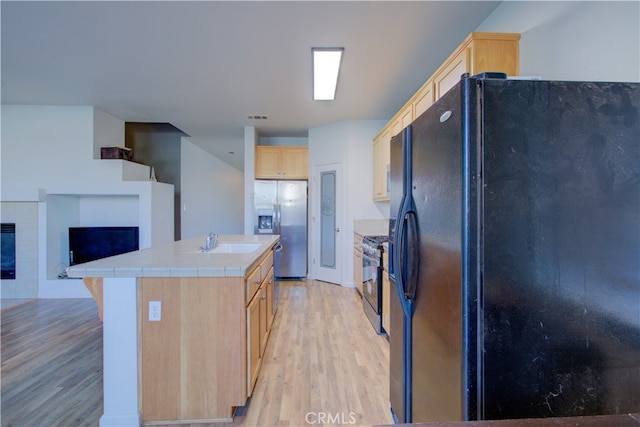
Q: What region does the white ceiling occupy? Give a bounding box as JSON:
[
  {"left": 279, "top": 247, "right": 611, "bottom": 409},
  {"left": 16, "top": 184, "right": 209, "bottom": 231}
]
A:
[{"left": 1, "top": 1, "right": 501, "bottom": 170}]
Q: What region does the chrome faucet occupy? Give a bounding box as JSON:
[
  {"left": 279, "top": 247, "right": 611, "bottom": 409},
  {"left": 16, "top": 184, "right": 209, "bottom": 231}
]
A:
[{"left": 204, "top": 232, "right": 218, "bottom": 251}]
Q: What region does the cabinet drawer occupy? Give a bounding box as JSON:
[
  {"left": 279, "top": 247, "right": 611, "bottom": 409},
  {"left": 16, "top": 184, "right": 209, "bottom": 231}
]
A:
[{"left": 260, "top": 250, "right": 274, "bottom": 279}]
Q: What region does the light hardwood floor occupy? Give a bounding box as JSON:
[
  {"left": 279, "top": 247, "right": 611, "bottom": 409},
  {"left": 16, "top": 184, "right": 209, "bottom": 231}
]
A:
[
  {"left": 1, "top": 298, "right": 104, "bottom": 426},
  {"left": 0, "top": 280, "right": 393, "bottom": 427}
]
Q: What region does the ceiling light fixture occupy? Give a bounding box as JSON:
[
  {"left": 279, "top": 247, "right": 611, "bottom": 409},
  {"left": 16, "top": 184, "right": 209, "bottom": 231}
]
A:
[{"left": 312, "top": 47, "right": 344, "bottom": 101}]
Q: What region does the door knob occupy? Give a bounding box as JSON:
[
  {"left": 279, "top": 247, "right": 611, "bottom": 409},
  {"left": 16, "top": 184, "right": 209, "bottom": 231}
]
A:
[{"left": 335, "top": 228, "right": 340, "bottom": 232}]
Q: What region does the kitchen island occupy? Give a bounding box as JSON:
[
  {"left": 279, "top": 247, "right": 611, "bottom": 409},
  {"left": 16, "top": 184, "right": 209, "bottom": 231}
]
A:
[{"left": 67, "top": 234, "right": 280, "bottom": 426}]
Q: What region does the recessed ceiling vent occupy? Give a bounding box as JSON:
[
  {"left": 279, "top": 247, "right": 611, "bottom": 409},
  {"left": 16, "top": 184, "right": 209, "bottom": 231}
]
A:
[{"left": 247, "top": 115, "right": 268, "bottom": 120}]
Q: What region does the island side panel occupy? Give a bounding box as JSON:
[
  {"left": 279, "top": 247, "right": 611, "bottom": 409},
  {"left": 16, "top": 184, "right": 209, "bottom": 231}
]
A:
[{"left": 139, "top": 276, "right": 247, "bottom": 422}]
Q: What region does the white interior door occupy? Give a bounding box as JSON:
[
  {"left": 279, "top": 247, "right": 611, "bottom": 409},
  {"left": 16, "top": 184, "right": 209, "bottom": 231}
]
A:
[{"left": 312, "top": 162, "right": 343, "bottom": 285}]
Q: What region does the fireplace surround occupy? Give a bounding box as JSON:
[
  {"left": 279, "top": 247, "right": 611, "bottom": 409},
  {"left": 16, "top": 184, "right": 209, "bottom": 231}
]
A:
[{"left": 1, "top": 223, "right": 16, "bottom": 279}]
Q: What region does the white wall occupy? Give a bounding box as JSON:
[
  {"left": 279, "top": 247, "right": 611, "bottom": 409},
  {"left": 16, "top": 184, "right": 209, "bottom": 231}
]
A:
[
  {"left": 477, "top": 1, "right": 640, "bottom": 82},
  {"left": 1, "top": 105, "right": 174, "bottom": 298},
  {"left": 259, "top": 136, "right": 308, "bottom": 147},
  {"left": 243, "top": 126, "right": 257, "bottom": 235},
  {"left": 93, "top": 108, "right": 126, "bottom": 159},
  {"left": 180, "top": 137, "right": 244, "bottom": 238},
  {"left": 1, "top": 106, "right": 95, "bottom": 201},
  {"left": 308, "top": 119, "right": 388, "bottom": 287}
]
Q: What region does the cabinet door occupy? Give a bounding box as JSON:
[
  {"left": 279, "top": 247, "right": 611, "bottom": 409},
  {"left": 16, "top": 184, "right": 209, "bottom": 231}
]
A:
[
  {"left": 354, "top": 248, "right": 363, "bottom": 295},
  {"left": 247, "top": 291, "right": 261, "bottom": 396},
  {"left": 255, "top": 146, "right": 281, "bottom": 179},
  {"left": 382, "top": 271, "right": 391, "bottom": 336},
  {"left": 265, "top": 267, "right": 275, "bottom": 331},
  {"left": 373, "top": 128, "right": 391, "bottom": 202},
  {"left": 391, "top": 104, "right": 413, "bottom": 137},
  {"left": 259, "top": 287, "right": 269, "bottom": 356},
  {"left": 281, "top": 147, "right": 308, "bottom": 179},
  {"left": 435, "top": 47, "right": 470, "bottom": 99},
  {"left": 470, "top": 35, "right": 520, "bottom": 77},
  {"left": 413, "top": 81, "right": 435, "bottom": 119}
]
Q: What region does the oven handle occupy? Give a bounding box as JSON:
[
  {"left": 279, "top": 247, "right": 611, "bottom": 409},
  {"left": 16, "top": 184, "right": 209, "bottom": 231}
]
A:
[{"left": 361, "top": 252, "right": 380, "bottom": 264}]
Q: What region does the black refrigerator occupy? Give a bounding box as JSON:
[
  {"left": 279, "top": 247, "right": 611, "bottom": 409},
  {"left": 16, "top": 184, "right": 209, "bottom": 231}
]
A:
[{"left": 388, "top": 74, "right": 640, "bottom": 423}]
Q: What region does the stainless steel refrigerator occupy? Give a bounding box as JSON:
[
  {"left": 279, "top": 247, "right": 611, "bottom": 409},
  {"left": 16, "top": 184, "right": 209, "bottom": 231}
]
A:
[
  {"left": 254, "top": 180, "right": 307, "bottom": 279},
  {"left": 389, "top": 74, "right": 640, "bottom": 423}
]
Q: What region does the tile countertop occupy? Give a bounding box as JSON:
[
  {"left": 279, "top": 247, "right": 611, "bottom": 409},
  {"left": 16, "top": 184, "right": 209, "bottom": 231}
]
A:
[
  {"left": 65, "top": 234, "right": 280, "bottom": 279},
  {"left": 354, "top": 219, "right": 390, "bottom": 238}
]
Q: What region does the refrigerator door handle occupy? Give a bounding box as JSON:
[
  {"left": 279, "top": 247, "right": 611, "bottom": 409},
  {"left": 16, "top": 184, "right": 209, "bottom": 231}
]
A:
[
  {"left": 397, "top": 196, "right": 419, "bottom": 305},
  {"left": 393, "top": 196, "right": 407, "bottom": 295},
  {"left": 395, "top": 198, "right": 408, "bottom": 297},
  {"left": 404, "top": 209, "right": 419, "bottom": 301}
]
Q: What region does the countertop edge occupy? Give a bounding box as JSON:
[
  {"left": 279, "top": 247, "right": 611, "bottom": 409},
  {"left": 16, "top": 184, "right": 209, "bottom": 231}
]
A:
[{"left": 66, "top": 234, "right": 280, "bottom": 279}]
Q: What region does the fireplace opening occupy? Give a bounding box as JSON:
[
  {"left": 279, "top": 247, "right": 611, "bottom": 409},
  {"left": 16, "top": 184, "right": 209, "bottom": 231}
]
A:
[{"left": 1, "top": 223, "right": 16, "bottom": 280}]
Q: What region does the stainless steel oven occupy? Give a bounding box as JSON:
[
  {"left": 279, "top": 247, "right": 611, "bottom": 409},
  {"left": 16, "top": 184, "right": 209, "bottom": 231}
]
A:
[{"left": 362, "top": 235, "right": 387, "bottom": 335}]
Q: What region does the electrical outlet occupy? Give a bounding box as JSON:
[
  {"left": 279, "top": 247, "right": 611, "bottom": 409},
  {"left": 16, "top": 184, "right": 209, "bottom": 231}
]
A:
[{"left": 149, "top": 301, "right": 162, "bottom": 321}]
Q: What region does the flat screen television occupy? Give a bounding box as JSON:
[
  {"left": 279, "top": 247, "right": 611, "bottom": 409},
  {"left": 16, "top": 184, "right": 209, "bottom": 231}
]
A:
[{"left": 69, "top": 226, "right": 139, "bottom": 266}]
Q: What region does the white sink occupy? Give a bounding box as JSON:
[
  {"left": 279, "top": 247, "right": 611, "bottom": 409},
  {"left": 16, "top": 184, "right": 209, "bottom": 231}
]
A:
[
  {"left": 190, "top": 243, "right": 262, "bottom": 254},
  {"left": 212, "top": 243, "right": 262, "bottom": 253}
]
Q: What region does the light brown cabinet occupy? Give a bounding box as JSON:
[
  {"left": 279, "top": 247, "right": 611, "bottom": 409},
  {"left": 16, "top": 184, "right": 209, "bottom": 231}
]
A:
[
  {"left": 412, "top": 83, "right": 435, "bottom": 120},
  {"left": 372, "top": 128, "right": 391, "bottom": 202},
  {"left": 255, "top": 146, "right": 308, "bottom": 179},
  {"left": 354, "top": 233, "right": 363, "bottom": 294},
  {"left": 382, "top": 272, "right": 390, "bottom": 336},
  {"left": 138, "top": 245, "right": 277, "bottom": 423},
  {"left": 247, "top": 286, "right": 262, "bottom": 395},
  {"left": 139, "top": 276, "right": 247, "bottom": 422},
  {"left": 391, "top": 104, "right": 414, "bottom": 137},
  {"left": 265, "top": 266, "right": 275, "bottom": 331},
  {"left": 433, "top": 32, "right": 520, "bottom": 99},
  {"left": 247, "top": 283, "right": 269, "bottom": 395},
  {"left": 246, "top": 252, "right": 275, "bottom": 396},
  {"left": 372, "top": 32, "right": 520, "bottom": 201},
  {"left": 382, "top": 245, "right": 390, "bottom": 336}
]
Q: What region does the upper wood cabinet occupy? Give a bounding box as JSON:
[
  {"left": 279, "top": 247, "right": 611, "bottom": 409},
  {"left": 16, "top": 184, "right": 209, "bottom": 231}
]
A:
[
  {"left": 391, "top": 104, "right": 414, "bottom": 137},
  {"left": 372, "top": 32, "right": 519, "bottom": 202},
  {"left": 433, "top": 32, "right": 520, "bottom": 100},
  {"left": 412, "top": 83, "right": 435, "bottom": 120},
  {"left": 255, "top": 146, "right": 308, "bottom": 179},
  {"left": 373, "top": 127, "right": 391, "bottom": 202}
]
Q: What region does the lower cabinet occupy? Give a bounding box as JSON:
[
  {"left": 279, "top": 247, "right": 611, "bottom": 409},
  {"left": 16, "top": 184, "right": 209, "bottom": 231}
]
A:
[
  {"left": 247, "top": 287, "right": 262, "bottom": 394},
  {"left": 354, "top": 233, "right": 363, "bottom": 294},
  {"left": 138, "top": 245, "right": 277, "bottom": 423},
  {"left": 246, "top": 262, "right": 275, "bottom": 396},
  {"left": 382, "top": 270, "right": 391, "bottom": 336},
  {"left": 139, "top": 276, "right": 247, "bottom": 422},
  {"left": 265, "top": 267, "right": 275, "bottom": 331}
]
